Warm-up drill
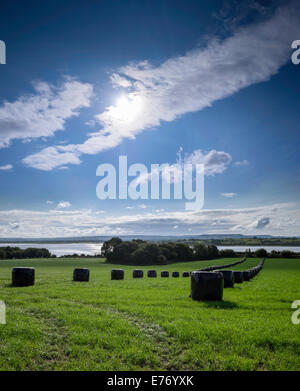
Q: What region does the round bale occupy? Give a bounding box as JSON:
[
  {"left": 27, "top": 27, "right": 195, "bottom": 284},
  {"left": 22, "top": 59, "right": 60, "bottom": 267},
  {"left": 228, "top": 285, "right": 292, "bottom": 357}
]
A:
[
  {"left": 161, "top": 271, "right": 169, "bottom": 277},
  {"left": 73, "top": 268, "right": 90, "bottom": 282},
  {"left": 133, "top": 269, "right": 143, "bottom": 278},
  {"left": 12, "top": 267, "right": 35, "bottom": 287},
  {"left": 182, "top": 272, "right": 190, "bottom": 277},
  {"left": 172, "top": 271, "right": 179, "bottom": 278},
  {"left": 218, "top": 270, "right": 234, "bottom": 288},
  {"left": 111, "top": 269, "right": 124, "bottom": 280},
  {"left": 147, "top": 270, "right": 157, "bottom": 278},
  {"left": 243, "top": 270, "right": 251, "bottom": 281},
  {"left": 190, "top": 271, "right": 223, "bottom": 301},
  {"left": 233, "top": 271, "right": 243, "bottom": 284}
]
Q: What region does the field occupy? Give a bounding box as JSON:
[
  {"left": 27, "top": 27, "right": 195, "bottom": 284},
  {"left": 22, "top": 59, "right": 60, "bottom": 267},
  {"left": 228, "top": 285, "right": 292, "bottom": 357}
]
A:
[{"left": 0, "top": 257, "right": 300, "bottom": 371}]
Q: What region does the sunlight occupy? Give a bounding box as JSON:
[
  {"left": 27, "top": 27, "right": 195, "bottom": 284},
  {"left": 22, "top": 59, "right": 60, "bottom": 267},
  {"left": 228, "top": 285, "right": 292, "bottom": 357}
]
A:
[{"left": 113, "top": 94, "right": 143, "bottom": 122}]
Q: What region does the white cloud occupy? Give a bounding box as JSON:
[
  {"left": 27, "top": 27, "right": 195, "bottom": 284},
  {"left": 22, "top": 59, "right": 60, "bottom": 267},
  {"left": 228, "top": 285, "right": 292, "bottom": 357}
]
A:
[
  {"left": 250, "top": 216, "right": 271, "bottom": 229},
  {"left": 57, "top": 201, "right": 71, "bottom": 209},
  {"left": 22, "top": 3, "right": 300, "bottom": 170},
  {"left": 184, "top": 149, "right": 232, "bottom": 176},
  {"left": 133, "top": 148, "right": 232, "bottom": 187},
  {"left": 0, "top": 164, "right": 13, "bottom": 170},
  {"left": 0, "top": 202, "right": 298, "bottom": 238},
  {"left": 9, "top": 223, "right": 19, "bottom": 230},
  {"left": 234, "top": 160, "right": 250, "bottom": 167},
  {"left": 23, "top": 146, "right": 82, "bottom": 171},
  {"left": 138, "top": 204, "right": 147, "bottom": 209},
  {"left": 221, "top": 193, "right": 237, "bottom": 198},
  {"left": 0, "top": 78, "right": 93, "bottom": 149}
]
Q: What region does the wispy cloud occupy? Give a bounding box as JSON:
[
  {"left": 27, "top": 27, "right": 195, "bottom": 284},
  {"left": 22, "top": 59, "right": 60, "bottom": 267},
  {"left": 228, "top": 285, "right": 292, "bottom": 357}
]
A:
[
  {"left": 0, "top": 203, "right": 298, "bottom": 238},
  {"left": 0, "top": 78, "right": 93, "bottom": 149},
  {"left": 138, "top": 204, "right": 147, "bottom": 209},
  {"left": 183, "top": 149, "right": 232, "bottom": 176},
  {"left": 0, "top": 164, "right": 13, "bottom": 171},
  {"left": 23, "top": 146, "right": 82, "bottom": 171},
  {"left": 133, "top": 148, "right": 232, "bottom": 187},
  {"left": 57, "top": 201, "right": 71, "bottom": 209},
  {"left": 22, "top": 3, "right": 300, "bottom": 170},
  {"left": 234, "top": 160, "right": 250, "bottom": 167},
  {"left": 221, "top": 192, "right": 237, "bottom": 198},
  {"left": 250, "top": 216, "right": 271, "bottom": 229}
]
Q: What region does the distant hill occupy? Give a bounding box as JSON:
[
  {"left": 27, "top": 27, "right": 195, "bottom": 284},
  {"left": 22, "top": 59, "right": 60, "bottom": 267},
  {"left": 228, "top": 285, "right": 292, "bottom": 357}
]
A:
[{"left": 0, "top": 233, "right": 290, "bottom": 244}]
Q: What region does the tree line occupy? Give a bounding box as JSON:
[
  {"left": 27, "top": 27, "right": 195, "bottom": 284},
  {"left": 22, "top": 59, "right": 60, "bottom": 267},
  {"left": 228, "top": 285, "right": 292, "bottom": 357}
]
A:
[
  {"left": 101, "top": 237, "right": 298, "bottom": 265},
  {"left": 0, "top": 246, "right": 52, "bottom": 259},
  {"left": 0, "top": 241, "right": 297, "bottom": 262}
]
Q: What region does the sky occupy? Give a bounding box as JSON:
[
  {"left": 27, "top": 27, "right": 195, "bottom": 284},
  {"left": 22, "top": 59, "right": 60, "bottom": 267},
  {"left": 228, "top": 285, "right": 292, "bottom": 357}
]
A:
[{"left": 0, "top": 0, "right": 300, "bottom": 238}]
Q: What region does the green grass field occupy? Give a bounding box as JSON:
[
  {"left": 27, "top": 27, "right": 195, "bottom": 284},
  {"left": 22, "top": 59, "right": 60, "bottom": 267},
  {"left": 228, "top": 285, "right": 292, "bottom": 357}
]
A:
[{"left": 0, "top": 257, "right": 299, "bottom": 371}]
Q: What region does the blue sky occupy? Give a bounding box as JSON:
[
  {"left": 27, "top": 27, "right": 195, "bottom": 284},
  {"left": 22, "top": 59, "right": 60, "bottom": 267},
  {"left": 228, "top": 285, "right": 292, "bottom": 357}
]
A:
[{"left": 0, "top": 0, "right": 300, "bottom": 237}]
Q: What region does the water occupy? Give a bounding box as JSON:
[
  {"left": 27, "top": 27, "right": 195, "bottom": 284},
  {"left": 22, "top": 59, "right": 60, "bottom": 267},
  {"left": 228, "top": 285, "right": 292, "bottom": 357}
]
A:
[
  {"left": 0, "top": 243, "right": 299, "bottom": 257},
  {"left": 0, "top": 242, "right": 103, "bottom": 257}
]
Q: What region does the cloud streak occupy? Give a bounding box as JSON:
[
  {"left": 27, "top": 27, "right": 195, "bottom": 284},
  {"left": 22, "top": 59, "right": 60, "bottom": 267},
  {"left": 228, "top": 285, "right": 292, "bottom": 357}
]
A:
[
  {"left": 21, "top": 2, "right": 300, "bottom": 170},
  {"left": 0, "top": 164, "right": 13, "bottom": 170},
  {"left": 0, "top": 78, "right": 93, "bottom": 149},
  {"left": 0, "top": 203, "right": 298, "bottom": 238}
]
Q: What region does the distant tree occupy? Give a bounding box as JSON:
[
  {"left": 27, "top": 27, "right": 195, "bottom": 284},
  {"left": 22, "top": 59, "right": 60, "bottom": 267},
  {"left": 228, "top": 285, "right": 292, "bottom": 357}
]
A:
[
  {"left": 254, "top": 248, "right": 268, "bottom": 258},
  {"left": 173, "top": 243, "right": 194, "bottom": 261},
  {"left": 159, "top": 243, "right": 178, "bottom": 261},
  {"left": 130, "top": 244, "right": 167, "bottom": 265},
  {"left": 106, "top": 240, "right": 138, "bottom": 263},
  {"left": 280, "top": 250, "right": 294, "bottom": 258},
  {"left": 0, "top": 248, "right": 5, "bottom": 259},
  {"left": 194, "top": 243, "right": 209, "bottom": 260},
  {"left": 206, "top": 244, "right": 219, "bottom": 259},
  {"left": 219, "top": 249, "right": 236, "bottom": 258},
  {"left": 270, "top": 250, "right": 280, "bottom": 258},
  {"left": 101, "top": 237, "right": 123, "bottom": 259},
  {"left": 131, "top": 243, "right": 165, "bottom": 265}
]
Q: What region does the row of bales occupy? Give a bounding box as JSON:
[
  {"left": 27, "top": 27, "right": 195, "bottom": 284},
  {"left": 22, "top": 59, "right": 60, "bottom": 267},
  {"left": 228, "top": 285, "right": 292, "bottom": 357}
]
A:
[
  {"left": 111, "top": 269, "right": 191, "bottom": 280},
  {"left": 9, "top": 259, "right": 265, "bottom": 303},
  {"left": 190, "top": 259, "right": 266, "bottom": 301},
  {"left": 9, "top": 267, "right": 191, "bottom": 286}
]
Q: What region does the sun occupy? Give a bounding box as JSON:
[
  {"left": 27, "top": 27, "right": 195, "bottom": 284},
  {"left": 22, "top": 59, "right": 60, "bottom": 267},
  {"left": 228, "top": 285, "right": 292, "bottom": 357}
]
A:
[{"left": 113, "top": 94, "right": 143, "bottom": 122}]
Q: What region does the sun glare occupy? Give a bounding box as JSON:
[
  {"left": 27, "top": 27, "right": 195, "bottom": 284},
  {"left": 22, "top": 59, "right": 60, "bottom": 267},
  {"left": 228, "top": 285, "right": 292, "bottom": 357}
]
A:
[{"left": 113, "top": 94, "right": 143, "bottom": 122}]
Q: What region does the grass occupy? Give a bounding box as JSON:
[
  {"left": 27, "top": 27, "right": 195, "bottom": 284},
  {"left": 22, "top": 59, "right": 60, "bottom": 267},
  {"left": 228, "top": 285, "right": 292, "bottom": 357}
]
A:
[{"left": 0, "top": 257, "right": 300, "bottom": 371}]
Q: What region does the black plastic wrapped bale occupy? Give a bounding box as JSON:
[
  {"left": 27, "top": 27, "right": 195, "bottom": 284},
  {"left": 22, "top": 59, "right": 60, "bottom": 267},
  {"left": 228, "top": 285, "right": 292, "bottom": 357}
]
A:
[
  {"left": 190, "top": 271, "right": 223, "bottom": 301},
  {"left": 148, "top": 270, "right": 157, "bottom": 278},
  {"left": 243, "top": 270, "right": 251, "bottom": 281},
  {"left": 219, "top": 270, "right": 234, "bottom": 288},
  {"left": 233, "top": 271, "right": 243, "bottom": 284},
  {"left": 172, "top": 272, "right": 179, "bottom": 278},
  {"left": 73, "top": 268, "right": 90, "bottom": 282},
  {"left": 133, "top": 269, "right": 143, "bottom": 278},
  {"left": 161, "top": 271, "right": 169, "bottom": 277},
  {"left": 12, "top": 267, "right": 35, "bottom": 287},
  {"left": 111, "top": 269, "right": 124, "bottom": 280},
  {"left": 182, "top": 272, "right": 190, "bottom": 277}
]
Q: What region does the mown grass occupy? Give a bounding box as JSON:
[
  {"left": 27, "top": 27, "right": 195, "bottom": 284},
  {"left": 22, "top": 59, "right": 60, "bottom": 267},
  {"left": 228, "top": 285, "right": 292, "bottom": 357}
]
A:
[{"left": 0, "top": 257, "right": 299, "bottom": 371}]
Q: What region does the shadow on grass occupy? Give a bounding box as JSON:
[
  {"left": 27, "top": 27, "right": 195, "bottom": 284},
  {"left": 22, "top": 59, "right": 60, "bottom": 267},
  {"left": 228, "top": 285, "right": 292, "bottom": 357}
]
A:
[
  {"left": 202, "top": 300, "right": 239, "bottom": 309},
  {"left": 4, "top": 283, "right": 35, "bottom": 288}
]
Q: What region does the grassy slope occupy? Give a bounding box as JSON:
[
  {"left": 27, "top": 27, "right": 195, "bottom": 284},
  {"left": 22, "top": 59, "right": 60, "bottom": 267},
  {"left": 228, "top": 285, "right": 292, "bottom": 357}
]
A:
[{"left": 0, "top": 257, "right": 299, "bottom": 371}]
